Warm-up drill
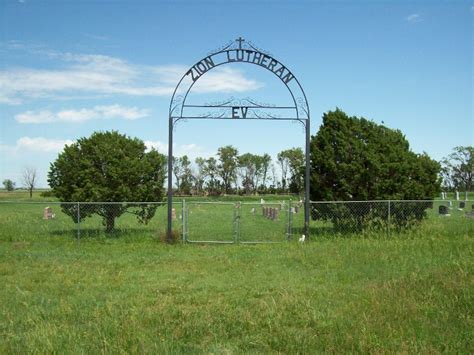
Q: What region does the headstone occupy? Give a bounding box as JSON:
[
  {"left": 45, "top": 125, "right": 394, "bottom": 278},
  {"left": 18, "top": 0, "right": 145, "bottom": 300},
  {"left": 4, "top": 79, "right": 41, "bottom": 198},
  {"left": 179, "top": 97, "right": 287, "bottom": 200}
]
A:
[
  {"left": 447, "top": 200, "right": 452, "bottom": 208},
  {"left": 294, "top": 206, "right": 299, "bottom": 213},
  {"left": 290, "top": 207, "right": 296, "bottom": 214},
  {"left": 464, "top": 191, "right": 468, "bottom": 201},
  {"left": 260, "top": 198, "right": 265, "bottom": 204},
  {"left": 441, "top": 192, "right": 445, "bottom": 200},
  {"left": 43, "top": 206, "right": 53, "bottom": 220},
  {"left": 171, "top": 208, "right": 177, "bottom": 220},
  {"left": 438, "top": 205, "right": 449, "bottom": 216},
  {"left": 269, "top": 208, "right": 276, "bottom": 220},
  {"left": 459, "top": 201, "right": 465, "bottom": 209},
  {"left": 455, "top": 191, "right": 459, "bottom": 201},
  {"left": 250, "top": 207, "right": 255, "bottom": 214}
]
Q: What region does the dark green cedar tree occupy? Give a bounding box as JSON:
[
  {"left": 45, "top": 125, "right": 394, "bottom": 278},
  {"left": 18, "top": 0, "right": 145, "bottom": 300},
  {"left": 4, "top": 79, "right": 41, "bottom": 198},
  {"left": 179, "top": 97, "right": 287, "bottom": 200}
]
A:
[{"left": 48, "top": 131, "right": 166, "bottom": 232}]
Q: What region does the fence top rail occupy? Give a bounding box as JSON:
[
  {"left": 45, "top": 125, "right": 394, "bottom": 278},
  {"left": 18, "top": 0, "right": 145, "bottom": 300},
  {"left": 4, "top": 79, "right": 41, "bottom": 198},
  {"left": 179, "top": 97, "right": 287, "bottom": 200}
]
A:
[
  {"left": 310, "top": 199, "right": 471, "bottom": 204},
  {"left": 186, "top": 201, "right": 236, "bottom": 205},
  {"left": 0, "top": 199, "right": 470, "bottom": 205},
  {"left": 0, "top": 201, "right": 173, "bottom": 205},
  {"left": 240, "top": 201, "right": 288, "bottom": 206}
]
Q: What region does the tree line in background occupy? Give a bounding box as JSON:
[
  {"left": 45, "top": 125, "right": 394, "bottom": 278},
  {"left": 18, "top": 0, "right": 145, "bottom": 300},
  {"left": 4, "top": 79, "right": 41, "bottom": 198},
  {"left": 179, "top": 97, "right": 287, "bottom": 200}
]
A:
[
  {"left": 2, "top": 167, "right": 38, "bottom": 197},
  {"left": 440, "top": 146, "right": 473, "bottom": 192},
  {"left": 2, "top": 110, "right": 472, "bottom": 202},
  {"left": 172, "top": 146, "right": 304, "bottom": 196}
]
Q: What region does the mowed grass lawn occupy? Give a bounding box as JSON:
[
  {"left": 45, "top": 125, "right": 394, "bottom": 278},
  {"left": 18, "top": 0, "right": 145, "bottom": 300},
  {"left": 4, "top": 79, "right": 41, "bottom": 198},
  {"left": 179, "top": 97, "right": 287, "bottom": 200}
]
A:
[{"left": 0, "top": 192, "right": 473, "bottom": 352}]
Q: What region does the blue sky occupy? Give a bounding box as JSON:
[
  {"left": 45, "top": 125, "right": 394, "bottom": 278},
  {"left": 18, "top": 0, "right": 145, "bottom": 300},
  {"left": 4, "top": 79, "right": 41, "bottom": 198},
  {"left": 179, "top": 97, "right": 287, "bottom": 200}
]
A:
[{"left": 0, "top": 0, "right": 472, "bottom": 187}]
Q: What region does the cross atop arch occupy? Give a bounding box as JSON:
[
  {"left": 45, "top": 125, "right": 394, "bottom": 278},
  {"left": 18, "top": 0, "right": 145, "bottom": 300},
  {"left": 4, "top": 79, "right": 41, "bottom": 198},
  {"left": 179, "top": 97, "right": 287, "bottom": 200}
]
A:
[{"left": 236, "top": 36, "right": 245, "bottom": 49}]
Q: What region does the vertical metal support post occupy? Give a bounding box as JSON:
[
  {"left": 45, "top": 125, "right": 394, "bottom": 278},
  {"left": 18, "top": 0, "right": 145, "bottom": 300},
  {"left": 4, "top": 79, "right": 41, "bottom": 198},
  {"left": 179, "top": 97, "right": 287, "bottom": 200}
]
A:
[
  {"left": 304, "top": 119, "right": 311, "bottom": 238},
  {"left": 287, "top": 199, "right": 292, "bottom": 240},
  {"left": 167, "top": 117, "right": 173, "bottom": 242},
  {"left": 182, "top": 199, "right": 185, "bottom": 243},
  {"left": 186, "top": 202, "right": 189, "bottom": 241},
  {"left": 387, "top": 200, "right": 391, "bottom": 237},
  {"left": 76, "top": 202, "right": 80, "bottom": 241},
  {"left": 237, "top": 201, "right": 241, "bottom": 242},
  {"left": 232, "top": 204, "right": 237, "bottom": 243}
]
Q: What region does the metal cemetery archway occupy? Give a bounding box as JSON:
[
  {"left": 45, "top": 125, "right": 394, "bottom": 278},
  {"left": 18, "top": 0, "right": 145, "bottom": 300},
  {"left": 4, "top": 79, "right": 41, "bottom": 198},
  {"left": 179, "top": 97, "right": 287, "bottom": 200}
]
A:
[{"left": 167, "top": 37, "right": 311, "bottom": 241}]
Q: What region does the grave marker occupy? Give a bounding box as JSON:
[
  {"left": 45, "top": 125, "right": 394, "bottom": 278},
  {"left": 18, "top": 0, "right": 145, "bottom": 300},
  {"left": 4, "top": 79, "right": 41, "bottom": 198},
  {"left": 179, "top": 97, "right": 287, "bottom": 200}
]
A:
[
  {"left": 43, "top": 206, "right": 53, "bottom": 220},
  {"left": 438, "top": 205, "right": 450, "bottom": 216}
]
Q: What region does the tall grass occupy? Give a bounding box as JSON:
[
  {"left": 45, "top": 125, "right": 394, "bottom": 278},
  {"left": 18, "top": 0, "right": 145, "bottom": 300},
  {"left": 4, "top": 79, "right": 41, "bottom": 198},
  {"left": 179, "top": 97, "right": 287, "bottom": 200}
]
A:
[{"left": 0, "top": 192, "right": 472, "bottom": 352}]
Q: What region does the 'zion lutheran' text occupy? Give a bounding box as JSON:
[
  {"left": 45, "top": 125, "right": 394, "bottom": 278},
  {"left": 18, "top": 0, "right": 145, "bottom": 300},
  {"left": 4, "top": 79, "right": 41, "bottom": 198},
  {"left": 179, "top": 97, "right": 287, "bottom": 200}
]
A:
[{"left": 186, "top": 50, "right": 295, "bottom": 84}]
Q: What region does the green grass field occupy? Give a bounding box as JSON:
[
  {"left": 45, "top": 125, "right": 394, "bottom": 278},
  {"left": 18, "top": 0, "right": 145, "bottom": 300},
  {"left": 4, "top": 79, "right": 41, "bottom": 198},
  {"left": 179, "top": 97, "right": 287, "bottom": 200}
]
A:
[{"left": 0, "top": 191, "right": 473, "bottom": 353}]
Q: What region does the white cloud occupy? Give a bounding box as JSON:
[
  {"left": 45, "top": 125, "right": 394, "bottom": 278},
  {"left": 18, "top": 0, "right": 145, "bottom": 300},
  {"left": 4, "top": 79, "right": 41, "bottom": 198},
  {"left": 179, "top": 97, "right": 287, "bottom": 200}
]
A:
[
  {"left": 405, "top": 14, "right": 421, "bottom": 23},
  {"left": 0, "top": 45, "right": 263, "bottom": 104},
  {"left": 1, "top": 137, "right": 210, "bottom": 158},
  {"left": 178, "top": 144, "right": 207, "bottom": 156},
  {"left": 144, "top": 140, "right": 168, "bottom": 153},
  {"left": 150, "top": 65, "right": 263, "bottom": 94},
  {"left": 144, "top": 141, "right": 214, "bottom": 160},
  {"left": 193, "top": 67, "right": 263, "bottom": 93},
  {"left": 15, "top": 105, "right": 149, "bottom": 124},
  {"left": 15, "top": 137, "right": 73, "bottom": 153},
  {"left": 0, "top": 95, "right": 22, "bottom": 105}
]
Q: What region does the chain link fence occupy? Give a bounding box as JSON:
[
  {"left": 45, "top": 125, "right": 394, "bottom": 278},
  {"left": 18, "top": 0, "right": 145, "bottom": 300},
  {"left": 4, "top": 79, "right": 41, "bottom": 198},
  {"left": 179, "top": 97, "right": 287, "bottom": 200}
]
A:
[
  {"left": 0, "top": 199, "right": 472, "bottom": 242},
  {"left": 0, "top": 201, "right": 181, "bottom": 242},
  {"left": 297, "top": 200, "right": 473, "bottom": 238}
]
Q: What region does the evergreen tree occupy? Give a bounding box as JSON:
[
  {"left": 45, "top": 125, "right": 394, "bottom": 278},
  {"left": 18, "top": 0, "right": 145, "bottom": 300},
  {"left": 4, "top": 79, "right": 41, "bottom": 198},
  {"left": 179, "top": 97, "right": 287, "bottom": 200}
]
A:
[
  {"left": 48, "top": 131, "right": 166, "bottom": 232},
  {"left": 310, "top": 109, "right": 440, "bottom": 230}
]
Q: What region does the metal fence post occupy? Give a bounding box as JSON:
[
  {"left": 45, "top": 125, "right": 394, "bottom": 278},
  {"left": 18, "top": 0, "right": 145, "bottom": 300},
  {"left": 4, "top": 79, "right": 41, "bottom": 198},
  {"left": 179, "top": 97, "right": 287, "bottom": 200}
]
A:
[
  {"left": 237, "top": 201, "right": 242, "bottom": 242},
  {"left": 182, "top": 199, "right": 186, "bottom": 243},
  {"left": 387, "top": 200, "right": 391, "bottom": 237},
  {"left": 287, "top": 199, "right": 292, "bottom": 240},
  {"left": 232, "top": 203, "right": 237, "bottom": 243},
  {"left": 237, "top": 202, "right": 241, "bottom": 243},
  {"left": 77, "top": 202, "right": 80, "bottom": 241}
]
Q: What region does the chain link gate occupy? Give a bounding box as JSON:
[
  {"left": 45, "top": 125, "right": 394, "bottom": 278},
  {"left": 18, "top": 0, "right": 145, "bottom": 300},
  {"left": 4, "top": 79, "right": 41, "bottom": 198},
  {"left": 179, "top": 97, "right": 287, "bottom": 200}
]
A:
[{"left": 182, "top": 200, "right": 293, "bottom": 244}]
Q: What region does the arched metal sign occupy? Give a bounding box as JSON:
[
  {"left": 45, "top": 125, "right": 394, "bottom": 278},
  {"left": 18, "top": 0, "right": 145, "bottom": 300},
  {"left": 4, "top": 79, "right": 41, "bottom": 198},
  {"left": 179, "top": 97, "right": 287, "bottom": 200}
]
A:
[{"left": 167, "top": 37, "right": 311, "bottom": 240}]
